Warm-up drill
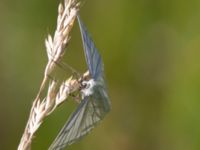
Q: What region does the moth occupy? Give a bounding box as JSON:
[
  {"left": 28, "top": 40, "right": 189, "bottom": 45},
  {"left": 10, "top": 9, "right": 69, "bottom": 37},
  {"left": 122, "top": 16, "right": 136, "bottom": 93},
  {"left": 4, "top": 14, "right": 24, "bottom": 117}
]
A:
[{"left": 49, "top": 15, "right": 111, "bottom": 150}]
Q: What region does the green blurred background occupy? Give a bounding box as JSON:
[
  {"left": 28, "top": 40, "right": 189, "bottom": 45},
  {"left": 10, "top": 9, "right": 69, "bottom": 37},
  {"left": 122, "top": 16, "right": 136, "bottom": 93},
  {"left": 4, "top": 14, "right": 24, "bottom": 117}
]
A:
[{"left": 1, "top": 0, "right": 200, "bottom": 149}]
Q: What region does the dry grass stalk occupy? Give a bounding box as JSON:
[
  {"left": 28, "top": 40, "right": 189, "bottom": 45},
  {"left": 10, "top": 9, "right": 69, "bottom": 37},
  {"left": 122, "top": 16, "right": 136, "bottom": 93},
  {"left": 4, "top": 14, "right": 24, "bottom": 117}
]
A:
[{"left": 17, "top": 0, "right": 87, "bottom": 149}]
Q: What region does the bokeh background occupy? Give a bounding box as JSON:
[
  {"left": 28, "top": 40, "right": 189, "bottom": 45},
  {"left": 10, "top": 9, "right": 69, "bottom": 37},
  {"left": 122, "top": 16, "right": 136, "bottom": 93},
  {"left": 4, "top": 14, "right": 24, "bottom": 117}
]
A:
[{"left": 0, "top": 0, "right": 200, "bottom": 150}]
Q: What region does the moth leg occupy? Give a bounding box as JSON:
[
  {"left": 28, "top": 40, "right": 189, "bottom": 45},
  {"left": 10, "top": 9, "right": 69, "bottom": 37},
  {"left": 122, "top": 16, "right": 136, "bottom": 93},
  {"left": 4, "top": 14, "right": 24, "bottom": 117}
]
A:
[
  {"left": 61, "top": 61, "right": 81, "bottom": 78},
  {"left": 46, "top": 73, "right": 57, "bottom": 82},
  {"left": 70, "top": 93, "right": 81, "bottom": 104},
  {"left": 49, "top": 53, "right": 81, "bottom": 77}
]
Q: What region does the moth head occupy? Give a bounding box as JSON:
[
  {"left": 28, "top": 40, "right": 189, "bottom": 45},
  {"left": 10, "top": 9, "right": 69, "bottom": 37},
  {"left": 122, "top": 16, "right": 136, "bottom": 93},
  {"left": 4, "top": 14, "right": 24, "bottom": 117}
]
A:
[{"left": 81, "top": 79, "right": 96, "bottom": 90}]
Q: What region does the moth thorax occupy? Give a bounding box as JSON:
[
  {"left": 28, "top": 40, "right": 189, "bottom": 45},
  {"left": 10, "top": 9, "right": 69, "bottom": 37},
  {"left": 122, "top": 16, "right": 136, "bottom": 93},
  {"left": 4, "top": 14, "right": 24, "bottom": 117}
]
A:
[{"left": 81, "top": 79, "right": 96, "bottom": 97}]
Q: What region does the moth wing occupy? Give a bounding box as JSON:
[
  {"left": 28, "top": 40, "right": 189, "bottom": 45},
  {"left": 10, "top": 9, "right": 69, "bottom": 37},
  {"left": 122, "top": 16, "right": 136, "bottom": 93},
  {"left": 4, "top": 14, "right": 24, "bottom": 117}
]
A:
[
  {"left": 48, "top": 95, "right": 107, "bottom": 150},
  {"left": 77, "top": 15, "right": 103, "bottom": 80}
]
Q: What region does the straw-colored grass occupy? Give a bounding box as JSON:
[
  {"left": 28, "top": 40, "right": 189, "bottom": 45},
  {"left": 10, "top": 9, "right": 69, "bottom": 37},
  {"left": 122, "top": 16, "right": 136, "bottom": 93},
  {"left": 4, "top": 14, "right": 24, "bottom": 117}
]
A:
[{"left": 17, "top": 0, "right": 87, "bottom": 149}]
